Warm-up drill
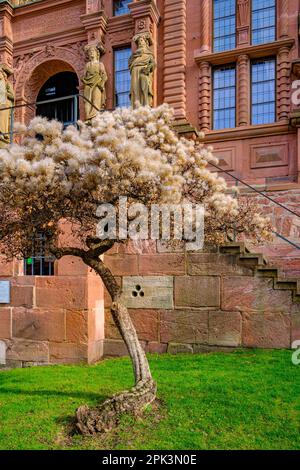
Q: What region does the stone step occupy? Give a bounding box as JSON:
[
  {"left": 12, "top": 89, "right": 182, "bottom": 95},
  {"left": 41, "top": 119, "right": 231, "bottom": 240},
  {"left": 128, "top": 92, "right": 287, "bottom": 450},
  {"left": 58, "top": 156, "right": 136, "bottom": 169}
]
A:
[
  {"left": 255, "top": 266, "right": 279, "bottom": 278},
  {"left": 219, "top": 242, "right": 251, "bottom": 255},
  {"left": 274, "top": 278, "right": 298, "bottom": 291},
  {"left": 238, "top": 253, "right": 267, "bottom": 267}
]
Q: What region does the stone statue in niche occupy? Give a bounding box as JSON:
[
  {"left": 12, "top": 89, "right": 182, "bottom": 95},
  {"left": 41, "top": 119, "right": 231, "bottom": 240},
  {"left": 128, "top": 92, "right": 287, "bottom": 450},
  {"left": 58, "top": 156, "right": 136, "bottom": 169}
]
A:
[
  {"left": 0, "top": 64, "right": 14, "bottom": 148},
  {"left": 129, "top": 32, "right": 156, "bottom": 108},
  {"left": 82, "top": 43, "right": 107, "bottom": 121}
]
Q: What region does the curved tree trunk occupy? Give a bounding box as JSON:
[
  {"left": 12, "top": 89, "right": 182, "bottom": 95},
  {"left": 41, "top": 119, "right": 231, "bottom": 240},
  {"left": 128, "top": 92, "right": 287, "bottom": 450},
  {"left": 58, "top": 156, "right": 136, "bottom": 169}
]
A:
[{"left": 75, "top": 255, "right": 157, "bottom": 435}]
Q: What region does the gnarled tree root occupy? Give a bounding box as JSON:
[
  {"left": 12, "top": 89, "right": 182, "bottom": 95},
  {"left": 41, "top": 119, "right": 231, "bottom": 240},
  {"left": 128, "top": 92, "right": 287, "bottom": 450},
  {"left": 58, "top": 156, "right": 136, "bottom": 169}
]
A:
[{"left": 75, "top": 378, "right": 157, "bottom": 435}]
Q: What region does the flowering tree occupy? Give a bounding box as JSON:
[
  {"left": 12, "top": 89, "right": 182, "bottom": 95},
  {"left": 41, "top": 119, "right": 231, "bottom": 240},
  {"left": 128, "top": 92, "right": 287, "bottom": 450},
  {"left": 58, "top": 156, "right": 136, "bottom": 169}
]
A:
[{"left": 0, "top": 105, "right": 272, "bottom": 434}]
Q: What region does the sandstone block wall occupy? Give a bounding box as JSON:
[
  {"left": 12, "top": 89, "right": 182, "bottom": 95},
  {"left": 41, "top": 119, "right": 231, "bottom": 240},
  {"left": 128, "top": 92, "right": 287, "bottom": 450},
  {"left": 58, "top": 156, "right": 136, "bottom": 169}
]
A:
[
  {"left": 0, "top": 257, "right": 104, "bottom": 367},
  {"left": 103, "top": 242, "right": 300, "bottom": 357}
]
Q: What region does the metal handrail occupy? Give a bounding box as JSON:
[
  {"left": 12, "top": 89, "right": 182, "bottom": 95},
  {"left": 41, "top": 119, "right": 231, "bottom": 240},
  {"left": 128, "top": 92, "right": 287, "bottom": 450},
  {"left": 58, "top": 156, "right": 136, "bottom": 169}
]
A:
[{"left": 208, "top": 161, "right": 300, "bottom": 250}]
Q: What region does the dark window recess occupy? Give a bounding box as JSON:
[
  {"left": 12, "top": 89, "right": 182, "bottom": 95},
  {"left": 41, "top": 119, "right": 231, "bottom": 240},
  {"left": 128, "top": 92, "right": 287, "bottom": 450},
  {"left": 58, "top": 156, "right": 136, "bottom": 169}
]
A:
[
  {"left": 36, "top": 72, "right": 79, "bottom": 127},
  {"left": 24, "top": 233, "right": 55, "bottom": 276}
]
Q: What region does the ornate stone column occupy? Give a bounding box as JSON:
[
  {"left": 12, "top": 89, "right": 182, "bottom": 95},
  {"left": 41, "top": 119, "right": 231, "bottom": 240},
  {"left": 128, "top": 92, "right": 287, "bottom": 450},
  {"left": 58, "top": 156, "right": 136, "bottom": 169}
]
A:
[
  {"left": 237, "top": 54, "right": 250, "bottom": 126},
  {"left": 278, "top": 0, "right": 289, "bottom": 39},
  {"left": 237, "top": 0, "right": 250, "bottom": 47},
  {"left": 200, "top": 0, "right": 211, "bottom": 53},
  {"left": 277, "top": 45, "right": 292, "bottom": 121},
  {"left": 163, "top": 0, "right": 187, "bottom": 119},
  {"left": 0, "top": 1, "right": 14, "bottom": 68},
  {"left": 198, "top": 61, "right": 211, "bottom": 132}
]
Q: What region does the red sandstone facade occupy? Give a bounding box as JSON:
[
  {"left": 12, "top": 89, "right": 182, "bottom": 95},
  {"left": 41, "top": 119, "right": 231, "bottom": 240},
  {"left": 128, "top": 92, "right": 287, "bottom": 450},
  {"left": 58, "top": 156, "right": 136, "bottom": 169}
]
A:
[{"left": 0, "top": 0, "right": 300, "bottom": 366}]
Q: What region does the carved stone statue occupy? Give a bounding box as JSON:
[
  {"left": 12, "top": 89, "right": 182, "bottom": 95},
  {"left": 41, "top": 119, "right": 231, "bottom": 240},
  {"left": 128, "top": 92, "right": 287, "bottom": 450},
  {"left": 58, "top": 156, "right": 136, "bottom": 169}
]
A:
[
  {"left": 129, "top": 32, "right": 156, "bottom": 108},
  {"left": 0, "top": 64, "right": 14, "bottom": 148},
  {"left": 82, "top": 44, "right": 107, "bottom": 121}
]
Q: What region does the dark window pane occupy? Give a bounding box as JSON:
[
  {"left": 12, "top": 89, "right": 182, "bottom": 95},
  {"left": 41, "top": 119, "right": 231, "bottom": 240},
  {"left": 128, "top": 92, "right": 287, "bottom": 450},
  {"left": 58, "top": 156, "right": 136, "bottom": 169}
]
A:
[
  {"left": 252, "top": 0, "right": 276, "bottom": 45},
  {"left": 24, "top": 233, "right": 55, "bottom": 276},
  {"left": 114, "top": 47, "right": 131, "bottom": 108},
  {"left": 251, "top": 58, "right": 276, "bottom": 125},
  {"left": 213, "top": 0, "right": 236, "bottom": 52},
  {"left": 213, "top": 65, "right": 236, "bottom": 130},
  {"left": 113, "top": 0, "right": 131, "bottom": 16}
]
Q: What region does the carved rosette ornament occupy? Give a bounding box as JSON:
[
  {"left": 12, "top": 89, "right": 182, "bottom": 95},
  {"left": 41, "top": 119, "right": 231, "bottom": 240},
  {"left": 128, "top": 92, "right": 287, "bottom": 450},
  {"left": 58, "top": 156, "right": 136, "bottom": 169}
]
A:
[
  {"left": 0, "top": 64, "right": 14, "bottom": 148},
  {"left": 82, "top": 43, "right": 107, "bottom": 121},
  {"left": 129, "top": 32, "right": 156, "bottom": 108}
]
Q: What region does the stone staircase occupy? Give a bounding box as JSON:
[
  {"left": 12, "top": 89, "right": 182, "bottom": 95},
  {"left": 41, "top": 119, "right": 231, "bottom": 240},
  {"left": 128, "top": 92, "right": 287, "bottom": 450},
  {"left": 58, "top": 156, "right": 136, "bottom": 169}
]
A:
[{"left": 220, "top": 242, "right": 300, "bottom": 304}]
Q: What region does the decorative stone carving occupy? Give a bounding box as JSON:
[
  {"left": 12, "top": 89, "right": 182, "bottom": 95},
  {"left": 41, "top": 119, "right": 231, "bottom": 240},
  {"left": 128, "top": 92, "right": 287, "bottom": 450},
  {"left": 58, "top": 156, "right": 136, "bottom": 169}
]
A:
[
  {"left": 237, "top": 0, "right": 250, "bottom": 46},
  {"left": 82, "top": 43, "right": 107, "bottom": 121},
  {"left": 237, "top": 54, "right": 250, "bottom": 126},
  {"left": 129, "top": 32, "right": 156, "bottom": 108},
  {"left": 0, "top": 64, "right": 14, "bottom": 148},
  {"left": 277, "top": 46, "right": 292, "bottom": 122},
  {"left": 199, "top": 61, "right": 211, "bottom": 132}
]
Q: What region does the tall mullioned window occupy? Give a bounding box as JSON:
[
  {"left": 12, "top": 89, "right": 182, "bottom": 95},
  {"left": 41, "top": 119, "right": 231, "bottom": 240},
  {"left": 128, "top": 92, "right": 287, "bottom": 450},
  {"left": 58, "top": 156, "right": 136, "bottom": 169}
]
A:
[
  {"left": 113, "top": 0, "right": 131, "bottom": 16},
  {"left": 252, "top": 0, "right": 276, "bottom": 45},
  {"left": 213, "top": 0, "right": 236, "bottom": 52},
  {"left": 114, "top": 47, "right": 131, "bottom": 107},
  {"left": 251, "top": 58, "right": 276, "bottom": 125},
  {"left": 213, "top": 65, "right": 236, "bottom": 130}
]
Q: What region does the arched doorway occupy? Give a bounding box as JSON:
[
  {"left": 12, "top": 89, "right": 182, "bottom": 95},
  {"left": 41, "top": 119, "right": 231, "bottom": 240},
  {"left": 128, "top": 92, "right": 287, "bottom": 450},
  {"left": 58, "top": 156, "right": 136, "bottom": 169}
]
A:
[{"left": 36, "top": 71, "right": 79, "bottom": 126}]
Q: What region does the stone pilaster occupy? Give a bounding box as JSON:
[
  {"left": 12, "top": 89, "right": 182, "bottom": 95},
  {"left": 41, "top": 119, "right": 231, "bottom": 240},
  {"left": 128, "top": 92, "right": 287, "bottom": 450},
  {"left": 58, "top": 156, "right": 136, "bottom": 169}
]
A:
[
  {"left": 163, "top": 0, "right": 186, "bottom": 119},
  {"left": 237, "top": 0, "right": 250, "bottom": 47},
  {"left": 129, "top": 0, "right": 160, "bottom": 35},
  {"left": 199, "top": 61, "right": 211, "bottom": 132},
  {"left": 277, "top": 45, "right": 292, "bottom": 122},
  {"left": 0, "top": 1, "right": 14, "bottom": 68},
  {"left": 81, "top": 4, "right": 107, "bottom": 45},
  {"left": 278, "top": 0, "right": 289, "bottom": 39},
  {"left": 200, "top": 0, "right": 211, "bottom": 53},
  {"left": 237, "top": 54, "right": 250, "bottom": 126}
]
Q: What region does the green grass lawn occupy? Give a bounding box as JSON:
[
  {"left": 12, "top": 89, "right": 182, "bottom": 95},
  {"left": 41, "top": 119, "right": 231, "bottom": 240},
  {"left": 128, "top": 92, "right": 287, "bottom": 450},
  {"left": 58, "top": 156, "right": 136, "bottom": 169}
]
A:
[{"left": 0, "top": 350, "right": 299, "bottom": 450}]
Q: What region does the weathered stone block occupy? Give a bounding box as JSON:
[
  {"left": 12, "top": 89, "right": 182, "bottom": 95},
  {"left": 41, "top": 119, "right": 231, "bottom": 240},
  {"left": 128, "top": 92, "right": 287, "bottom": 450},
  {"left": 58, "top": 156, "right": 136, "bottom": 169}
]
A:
[
  {"left": 57, "top": 256, "right": 89, "bottom": 276},
  {"left": 139, "top": 254, "right": 186, "bottom": 275},
  {"left": 11, "top": 286, "right": 33, "bottom": 308},
  {"left": 12, "top": 307, "right": 65, "bottom": 342},
  {"left": 145, "top": 342, "right": 168, "bottom": 354},
  {"left": 167, "top": 343, "right": 193, "bottom": 354},
  {"left": 36, "top": 277, "right": 87, "bottom": 309},
  {"left": 66, "top": 310, "right": 88, "bottom": 343},
  {"left": 291, "top": 315, "right": 300, "bottom": 343},
  {"left": 103, "top": 339, "right": 128, "bottom": 357},
  {"left": 6, "top": 339, "right": 49, "bottom": 362},
  {"left": 123, "top": 276, "right": 173, "bottom": 309},
  {"left": 0, "top": 308, "right": 11, "bottom": 339},
  {"left": 160, "top": 310, "right": 208, "bottom": 344},
  {"left": 0, "top": 340, "right": 6, "bottom": 365},
  {"left": 222, "top": 277, "right": 294, "bottom": 313},
  {"left": 88, "top": 340, "right": 103, "bottom": 363},
  {"left": 209, "top": 311, "right": 242, "bottom": 347},
  {"left": 175, "top": 276, "right": 220, "bottom": 308},
  {"left": 187, "top": 253, "right": 252, "bottom": 276},
  {"left": 242, "top": 313, "right": 291, "bottom": 348},
  {"left": 49, "top": 342, "right": 88, "bottom": 364},
  {"left": 104, "top": 255, "right": 139, "bottom": 276}
]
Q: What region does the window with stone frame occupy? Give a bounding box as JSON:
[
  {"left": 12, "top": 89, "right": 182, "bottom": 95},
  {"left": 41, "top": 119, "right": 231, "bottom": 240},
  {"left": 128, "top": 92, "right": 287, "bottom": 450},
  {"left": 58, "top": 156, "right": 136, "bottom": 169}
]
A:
[
  {"left": 251, "top": 0, "right": 276, "bottom": 45},
  {"left": 213, "top": 0, "right": 236, "bottom": 52},
  {"left": 251, "top": 58, "right": 276, "bottom": 125},
  {"left": 113, "top": 0, "right": 131, "bottom": 16},
  {"left": 114, "top": 47, "right": 131, "bottom": 108},
  {"left": 213, "top": 64, "right": 236, "bottom": 130}
]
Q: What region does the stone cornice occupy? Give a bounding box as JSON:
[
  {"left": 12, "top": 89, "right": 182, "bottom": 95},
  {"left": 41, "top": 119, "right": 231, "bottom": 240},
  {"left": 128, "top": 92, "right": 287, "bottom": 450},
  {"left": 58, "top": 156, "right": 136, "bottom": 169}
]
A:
[
  {"left": 203, "top": 121, "right": 295, "bottom": 143},
  {"left": 80, "top": 10, "right": 108, "bottom": 32},
  {"left": 129, "top": 0, "right": 160, "bottom": 26},
  {"left": 107, "top": 14, "right": 134, "bottom": 35},
  {"left": 195, "top": 38, "right": 295, "bottom": 66}
]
